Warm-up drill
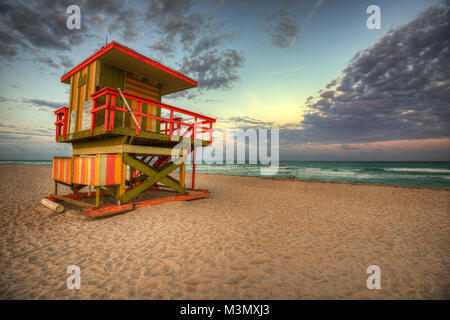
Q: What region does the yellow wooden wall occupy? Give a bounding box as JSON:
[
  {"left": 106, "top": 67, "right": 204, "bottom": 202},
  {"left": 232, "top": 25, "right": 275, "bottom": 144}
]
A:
[
  {"left": 125, "top": 72, "right": 161, "bottom": 132},
  {"left": 66, "top": 61, "right": 163, "bottom": 134},
  {"left": 67, "top": 60, "right": 101, "bottom": 133}
]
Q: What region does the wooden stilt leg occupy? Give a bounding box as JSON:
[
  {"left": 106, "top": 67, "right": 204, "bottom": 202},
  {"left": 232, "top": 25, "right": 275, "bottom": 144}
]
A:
[
  {"left": 116, "top": 185, "right": 121, "bottom": 205},
  {"left": 95, "top": 187, "right": 101, "bottom": 207},
  {"left": 192, "top": 149, "right": 196, "bottom": 190},
  {"left": 54, "top": 181, "right": 58, "bottom": 195},
  {"left": 180, "top": 163, "right": 186, "bottom": 188},
  {"left": 118, "top": 156, "right": 126, "bottom": 204}
]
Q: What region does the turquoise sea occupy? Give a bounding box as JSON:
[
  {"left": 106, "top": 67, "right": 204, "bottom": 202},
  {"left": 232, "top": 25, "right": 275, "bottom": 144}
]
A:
[
  {"left": 1, "top": 160, "right": 449, "bottom": 189},
  {"left": 190, "top": 161, "right": 450, "bottom": 189}
]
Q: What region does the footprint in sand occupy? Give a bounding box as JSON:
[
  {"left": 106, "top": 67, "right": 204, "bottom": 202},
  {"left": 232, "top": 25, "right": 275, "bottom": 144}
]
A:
[
  {"left": 225, "top": 274, "right": 247, "bottom": 285},
  {"left": 163, "top": 250, "right": 183, "bottom": 258},
  {"left": 230, "top": 262, "right": 249, "bottom": 270},
  {"left": 182, "top": 276, "right": 211, "bottom": 286},
  {"left": 251, "top": 255, "right": 271, "bottom": 265},
  {"left": 160, "top": 259, "right": 181, "bottom": 273}
]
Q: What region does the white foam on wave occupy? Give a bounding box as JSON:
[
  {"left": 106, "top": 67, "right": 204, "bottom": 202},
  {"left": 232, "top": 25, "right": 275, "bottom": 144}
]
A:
[
  {"left": 296, "top": 168, "right": 363, "bottom": 178},
  {"left": 0, "top": 160, "right": 52, "bottom": 166},
  {"left": 385, "top": 168, "right": 450, "bottom": 173}
]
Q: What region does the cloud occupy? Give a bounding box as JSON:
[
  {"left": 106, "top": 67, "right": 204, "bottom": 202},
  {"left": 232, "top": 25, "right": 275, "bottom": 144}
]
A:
[
  {"left": 0, "top": 122, "right": 71, "bottom": 159},
  {"left": 0, "top": 96, "right": 16, "bottom": 103},
  {"left": 298, "top": 4, "right": 450, "bottom": 144},
  {"left": 149, "top": 37, "right": 176, "bottom": 57},
  {"left": 0, "top": 29, "right": 28, "bottom": 57},
  {"left": 0, "top": 130, "right": 53, "bottom": 138},
  {"left": 0, "top": 121, "right": 56, "bottom": 161},
  {"left": 146, "top": 0, "right": 193, "bottom": 18},
  {"left": 33, "top": 54, "right": 59, "bottom": 69},
  {"left": 0, "top": 1, "right": 85, "bottom": 55},
  {"left": 266, "top": 9, "right": 301, "bottom": 48},
  {"left": 146, "top": 0, "right": 205, "bottom": 52},
  {"left": 146, "top": 0, "right": 215, "bottom": 55},
  {"left": 340, "top": 144, "right": 360, "bottom": 151},
  {"left": 209, "top": 0, "right": 225, "bottom": 14},
  {"left": 279, "top": 138, "right": 450, "bottom": 161},
  {"left": 0, "top": 0, "right": 140, "bottom": 68},
  {"left": 178, "top": 49, "right": 245, "bottom": 90},
  {"left": 107, "top": 8, "right": 141, "bottom": 42},
  {"left": 264, "top": 0, "right": 325, "bottom": 49},
  {"left": 305, "top": 0, "right": 325, "bottom": 25},
  {"left": 191, "top": 34, "right": 232, "bottom": 56},
  {"left": 228, "top": 116, "right": 275, "bottom": 127},
  {"left": 1, "top": 0, "right": 245, "bottom": 98},
  {"left": 58, "top": 55, "right": 74, "bottom": 69},
  {"left": 145, "top": 0, "right": 244, "bottom": 95},
  {"left": 22, "top": 98, "right": 66, "bottom": 110}
]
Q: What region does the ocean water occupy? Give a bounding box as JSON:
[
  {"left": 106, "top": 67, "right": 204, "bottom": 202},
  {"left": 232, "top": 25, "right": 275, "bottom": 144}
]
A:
[
  {"left": 1, "top": 160, "right": 449, "bottom": 189},
  {"left": 191, "top": 161, "right": 450, "bottom": 189}
]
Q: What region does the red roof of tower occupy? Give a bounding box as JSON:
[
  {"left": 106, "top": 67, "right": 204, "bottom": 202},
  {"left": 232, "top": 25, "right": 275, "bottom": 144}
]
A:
[{"left": 60, "top": 41, "right": 197, "bottom": 95}]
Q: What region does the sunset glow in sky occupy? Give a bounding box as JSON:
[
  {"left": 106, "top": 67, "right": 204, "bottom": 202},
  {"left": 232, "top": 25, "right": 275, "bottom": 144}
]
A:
[{"left": 0, "top": 0, "right": 448, "bottom": 160}]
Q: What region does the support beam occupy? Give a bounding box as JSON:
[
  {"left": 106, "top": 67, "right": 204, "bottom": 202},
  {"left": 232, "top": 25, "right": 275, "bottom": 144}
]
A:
[
  {"left": 132, "top": 163, "right": 183, "bottom": 189},
  {"left": 71, "top": 184, "right": 85, "bottom": 194},
  {"left": 122, "top": 154, "right": 184, "bottom": 203},
  {"left": 54, "top": 180, "right": 74, "bottom": 188},
  {"left": 49, "top": 194, "right": 94, "bottom": 208},
  {"left": 72, "top": 136, "right": 128, "bottom": 151},
  {"left": 129, "top": 163, "right": 134, "bottom": 188},
  {"left": 73, "top": 144, "right": 187, "bottom": 156},
  {"left": 101, "top": 186, "right": 118, "bottom": 198}
]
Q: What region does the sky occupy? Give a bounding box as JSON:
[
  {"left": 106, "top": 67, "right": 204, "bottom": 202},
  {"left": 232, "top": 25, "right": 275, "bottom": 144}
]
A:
[{"left": 0, "top": 0, "right": 449, "bottom": 161}]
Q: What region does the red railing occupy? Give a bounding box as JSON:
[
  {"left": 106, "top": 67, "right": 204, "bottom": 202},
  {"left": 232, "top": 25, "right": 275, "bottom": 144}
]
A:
[
  {"left": 89, "top": 87, "right": 215, "bottom": 144},
  {"left": 54, "top": 107, "right": 68, "bottom": 141},
  {"left": 53, "top": 88, "right": 215, "bottom": 189}
]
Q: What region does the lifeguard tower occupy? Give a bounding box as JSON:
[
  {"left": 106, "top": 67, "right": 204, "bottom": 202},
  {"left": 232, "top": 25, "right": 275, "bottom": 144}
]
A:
[{"left": 48, "top": 42, "right": 215, "bottom": 217}]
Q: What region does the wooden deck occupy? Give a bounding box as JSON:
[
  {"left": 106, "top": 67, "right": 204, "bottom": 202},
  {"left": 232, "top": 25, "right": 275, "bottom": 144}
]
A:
[{"left": 57, "top": 126, "right": 211, "bottom": 149}]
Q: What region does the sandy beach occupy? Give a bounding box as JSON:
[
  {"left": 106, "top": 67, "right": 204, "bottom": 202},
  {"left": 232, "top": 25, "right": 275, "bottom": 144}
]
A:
[{"left": 0, "top": 164, "right": 448, "bottom": 299}]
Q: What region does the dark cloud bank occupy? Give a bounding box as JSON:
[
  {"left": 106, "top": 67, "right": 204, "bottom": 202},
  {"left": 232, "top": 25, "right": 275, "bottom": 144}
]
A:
[
  {"left": 226, "top": 4, "right": 449, "bottom": 150},
  {"left": 293, "top": 4, "right": 450, "bottom": 145},
  {"left": 146, "top": 0, "right": 246, "bottom": 95},
  {"left": 0, "top": 0, "right": 322, "bottom": 100},
  {"left": 0, "top": 0, "right": 133, "bottom": 69},
  {"left": 0, "top": 0, "right": 247, "bottom": 97}
]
